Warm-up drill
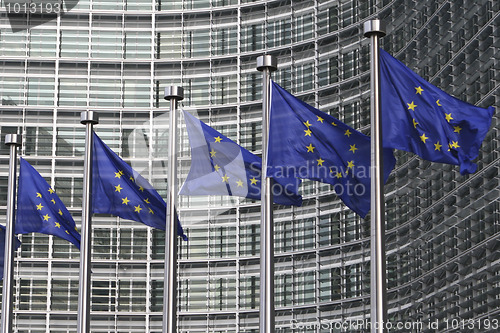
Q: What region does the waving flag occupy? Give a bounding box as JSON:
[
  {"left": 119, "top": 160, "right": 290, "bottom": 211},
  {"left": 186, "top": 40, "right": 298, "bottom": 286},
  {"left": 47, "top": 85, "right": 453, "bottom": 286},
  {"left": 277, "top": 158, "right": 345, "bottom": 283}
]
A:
[
  {"left": 268, "top": 81, "right": 396, "bottom": 217},
  {"left": 15, "top": 158, "right": 81, "bottom": 248},
  {"left": 92, "top": 133, "right": 187, "bottom": 240},
  {"left": 180, "top": 110, "right": 302, "bottom": 206},
  {"left": 380, "top": 48, "right": 494, "bottom": 174}
]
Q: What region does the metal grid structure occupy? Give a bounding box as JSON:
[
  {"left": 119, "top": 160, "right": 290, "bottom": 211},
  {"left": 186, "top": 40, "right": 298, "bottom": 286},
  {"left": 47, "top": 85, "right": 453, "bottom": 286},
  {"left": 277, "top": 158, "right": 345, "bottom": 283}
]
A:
[{"left": 0, "top": 0, "right": 498, "bottom": 332}]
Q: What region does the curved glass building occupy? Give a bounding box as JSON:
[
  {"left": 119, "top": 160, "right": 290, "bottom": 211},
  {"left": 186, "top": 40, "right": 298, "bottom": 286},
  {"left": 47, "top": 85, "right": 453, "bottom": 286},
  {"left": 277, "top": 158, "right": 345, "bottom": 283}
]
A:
[{"left": 0, "top": 0, "right": 498, "bottom": 332}]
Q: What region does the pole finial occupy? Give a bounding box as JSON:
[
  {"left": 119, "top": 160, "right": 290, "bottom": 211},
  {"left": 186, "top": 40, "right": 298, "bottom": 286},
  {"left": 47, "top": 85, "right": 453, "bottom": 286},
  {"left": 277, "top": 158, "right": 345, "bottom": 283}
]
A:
[
  {"left": 364, "top": 19, "right": 386, "bottom": 38},
  {"left": 4, "top": 134, "right": 21, "bottom": 146},
  {"left": 257, "top": 55, "right": 278, "bottom": 72},
  {"left": 164, "top": 86, "right": 184, "bottom": 101},
  {"left": 80, "top": 111, "right": 99, "bottom": 125}
]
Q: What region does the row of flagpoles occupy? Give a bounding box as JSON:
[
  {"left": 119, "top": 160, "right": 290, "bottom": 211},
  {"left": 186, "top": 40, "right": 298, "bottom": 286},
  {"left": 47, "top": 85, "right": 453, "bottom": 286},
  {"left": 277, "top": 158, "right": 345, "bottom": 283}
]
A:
[{"left": 1, "top": 19, "right": 495, "bottom": 333}]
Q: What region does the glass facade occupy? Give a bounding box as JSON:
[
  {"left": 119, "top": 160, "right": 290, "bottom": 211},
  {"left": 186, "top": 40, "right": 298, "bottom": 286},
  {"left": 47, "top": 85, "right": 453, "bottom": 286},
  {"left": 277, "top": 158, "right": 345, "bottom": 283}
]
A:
[{"left": 0, "top": 0, "right": 498, "bottom": 331}]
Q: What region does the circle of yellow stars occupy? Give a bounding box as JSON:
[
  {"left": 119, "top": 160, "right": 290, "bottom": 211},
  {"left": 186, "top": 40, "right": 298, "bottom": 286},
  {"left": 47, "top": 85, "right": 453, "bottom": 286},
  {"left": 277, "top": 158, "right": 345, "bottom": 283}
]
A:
[
  {"left": 302, "top": 113, "right": 358, "bottom": 179},
  {"left": 114, "top": 170, "right": 156, "bottom": 216},
  {"left": 35, "top": 187, "right": 76, "bottom": 236},
  {"left": 409, "top": 86, "right": 462, "bottom": 152}
]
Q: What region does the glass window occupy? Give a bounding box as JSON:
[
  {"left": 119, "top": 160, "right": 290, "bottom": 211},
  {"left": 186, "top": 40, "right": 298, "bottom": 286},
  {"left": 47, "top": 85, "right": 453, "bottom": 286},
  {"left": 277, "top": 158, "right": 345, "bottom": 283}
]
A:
[
  {"left": 125, "top": 32, "right": 151, "bottom": 59},
  {"left": 29, "top": 29, "right": 57, "bottom": 57},
  {"left": 28, "top": 77, "right": 54, "bottom": 106},
  {"left": 60, "top": 30, "right": 89, "bottom": 58},
  {"left": 91, "top": 30, "right": 123, "bottom": 59}
]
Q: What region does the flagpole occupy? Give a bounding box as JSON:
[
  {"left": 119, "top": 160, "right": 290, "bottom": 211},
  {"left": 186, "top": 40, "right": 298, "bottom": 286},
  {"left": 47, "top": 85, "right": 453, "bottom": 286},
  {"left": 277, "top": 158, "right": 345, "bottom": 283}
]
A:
[
  {"left": 1, "top": 134, "right": 21, "bottom": 333},
  {"left": 364, "top": 20, "right": 388, "bottom": 333},
  {"left": 257, "top": 55, "right": 277, "bottom": 333},
  {"left": 77, "top": 111, "right": 99, "bottom": 333},
  {"left": 163, "top": 86, "right": 183, "bottom": 333}
]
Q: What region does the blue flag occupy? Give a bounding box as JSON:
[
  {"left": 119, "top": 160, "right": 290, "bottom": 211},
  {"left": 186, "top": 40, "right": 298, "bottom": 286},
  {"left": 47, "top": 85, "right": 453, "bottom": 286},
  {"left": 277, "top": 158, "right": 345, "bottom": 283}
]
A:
[
  {"left": 380, "top": 49, "right": 495, "bottom": 174},
  {"left": 179, "top": 110, "right": 302, "bottom": 206},
  {"left": 92, "top": 133, "right": 187, "bottom": 241},
  {"left": 0, "top": 225, "right": 21, "bottom": 279},
  {"left": 15, "top": 158, "right": 81, "bottom": 248},
  {"left": 268, "top": 81, "right": 396, "bottom": 218}
]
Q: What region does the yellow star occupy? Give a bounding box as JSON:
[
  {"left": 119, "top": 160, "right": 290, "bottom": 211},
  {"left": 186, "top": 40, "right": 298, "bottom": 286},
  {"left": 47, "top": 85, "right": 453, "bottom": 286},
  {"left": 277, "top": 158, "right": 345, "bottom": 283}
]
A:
[
  {"left": 214, "top": 164, "right": 221, "bottom": 172},
  {"left": 434, "top": 141, "right": 442, "bottom": 151},
  {"left": 445, "top": 113, "right": 453, "bottom": 122},
  {"left": 214, "top": 136, "right": 222, "bottom": 143},
  {"left": 420, "top": 133, "right": 429, "bottom": 143},
  {"left": 436, "top": 100, "right": 442, "bottom": 106},
  {"left": 347, "top": 161, "right": 355, "bottom": 169},
  {"left": 335, "top": 172, "right": 342, "bottom": 179},
  {"left": 48, "top": 188, "right": 55, "bottom": 194},
  {"left": 210, "top": 149, "right": 216, "bottom": 157},
  {"left": 303, "top": 120, "right": 312, "bottom": 128},
  {"left": 54, "top": 222, "right": 61, "bottom": 228},
  {"left": 65, "top": 230, "right": 70, "bottom": 234},
  {"left": 304, "top": 129, "right": 312, "bottom": 136},
  {"left": 115, "top": 171, "right": 123, "bottom": 178},
  {"left": 115, "top": 184, "right": 123, "bottom": 192},
  {"left": 450, "top": 141, "right": 460, "bottom": 149},
  {"left": 144, "top": 198, "right": 150, "bottom": 204},
  {"left": 317, "top": 158, "right": 324, "bottom": 166},
  {"left": 250, "top": 177, "right": 258, "bottom": 185},
  {"left": 138, "top": 186, "right": 144, "bottom": 192},
  {"left": 306, "top": 144, "right": 315, "bottom": 153},
  {"left": 36, "top": 203, "right": 44, "bottom": 210},
  {"left": 349, "top": 144, "right": 358, "bottom": 153},
  {"left": 222, "top": 174, "right": 229, "bottom": 183},
  {"left": 74, "top": 226, "right": 78, "bottom": 231},
  {"left": 129, "top": 176, "right": 135, "bottom": 182},
  {"left": 43, "top": 214, "right": 50, "bottom": 221},
  {"left": 149, "top": 208, "right": 154, "bottom": 214},
  {"left": 413, "top": 119, "right": 419, "bottom": 128},
  {"left": 415, "top": 86, "right": 424, "bottom": 95},
  {"left": 316, "top": 116, "right": 324, "bottom": 123},
  {"left": 134, "top": 205, "right": 142, "bottom": 213},
  {"left": 58, "top": 209, "right": 63, "bottom": 216},
  {"left": 50, "top": 199, "right": 56, "bottom": 204},
  {"left": 331, "top": 121, "right": 337, "bottom": 126},
  {"left": 344, "top": 129, "right": 351, "bottom": 137},
  {"left": 236, "top": 179, "right": 244, "bottom": 187},
  {"left": 36, "top": 192, "right": 42, "bottom": 198},
  {"left": 122, "top": 197, "right": 130, "bottom": 205},
  {"left": 407, "top": 101, "right": 417, "bottom": 111},
  {"left": 453, "top": 126, "right": 462, "bottom": 134}
]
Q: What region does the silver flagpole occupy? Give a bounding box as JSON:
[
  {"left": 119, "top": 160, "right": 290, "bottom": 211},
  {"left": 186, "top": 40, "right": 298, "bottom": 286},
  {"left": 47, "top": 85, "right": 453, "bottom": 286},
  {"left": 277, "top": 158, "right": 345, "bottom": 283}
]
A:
[
  {"left": 77, "top": 111, "right": 99, "bottom": 333},
  {"left": 163, "top": 86, "right": 183, "bottom": 333},
  {"left": 364, "top": 20, "right": 388, "bottom": 333},
  {"left": 1, "top": 134, "right": 21, "bottom": 333},
  {"left": 257, "top": 55, "right": 277, "bottom": 333}
]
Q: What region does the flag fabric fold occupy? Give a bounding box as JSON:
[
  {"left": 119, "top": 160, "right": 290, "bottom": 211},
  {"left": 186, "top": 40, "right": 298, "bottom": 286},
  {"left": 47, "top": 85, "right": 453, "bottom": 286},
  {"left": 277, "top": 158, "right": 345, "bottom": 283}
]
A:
[
  {"left": 92, "top": 132, "right": 187, "bottom": 241},
  {"left": 268, "top": 81, "right": 396, "bottom": 218},
  {"left": 0, "top": 225, "right": 21, "bottom": 279},
  {"left": 380, "top": 48, "right": 495, "bottom": 174},
  {"left": 15, "top": 158, "right": 81, "bottom": 248},
  {"left": 179, "top": 110, "right": 303, "bottom": 207}
]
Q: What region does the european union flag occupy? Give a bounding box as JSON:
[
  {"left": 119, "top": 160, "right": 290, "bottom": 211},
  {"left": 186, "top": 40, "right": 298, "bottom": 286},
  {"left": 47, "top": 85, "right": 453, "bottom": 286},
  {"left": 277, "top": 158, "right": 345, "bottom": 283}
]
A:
[
  {"left": 380, "top": 49, "right": 495, "bottom": 174},
  {"left": 15, "top": 158, "right": 81, "bottom": 248},
  {"left": 268, "top": 81, "right": 396, "bottom": 218},
  {"left": 179, "top": 110, "right": 302, "bottom": 206},
  {"left": 0, "top": 225, "right": 21, "bottom": 279},
  {"left": 92, "top": 133, "right": 187, "bottom": 241}
]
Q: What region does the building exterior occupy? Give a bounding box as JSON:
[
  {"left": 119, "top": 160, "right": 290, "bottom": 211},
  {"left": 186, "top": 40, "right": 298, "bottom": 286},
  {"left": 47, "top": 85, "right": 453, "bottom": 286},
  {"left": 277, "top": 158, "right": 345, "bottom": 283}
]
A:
[{"left": 0, "top": 0, "right": 498, "bottom": 332}]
